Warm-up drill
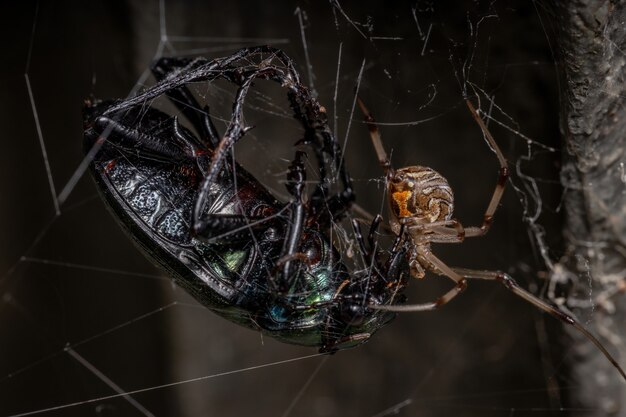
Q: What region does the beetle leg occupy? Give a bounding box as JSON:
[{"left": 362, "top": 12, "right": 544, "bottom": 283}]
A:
[
  {"left": 151, "top": 56, "right": 196, "bottom": 78},
  {"left": 276, "top": 151, "right": 308, "bottom": 292},
  {"left": 172, "top": 116, "right": 206, "bottom": 157},
  {"left": 351, "top": 219, "right": 370, "bottom": 263},
  {"left": 152, "top": 56, "right": 220, "bottom": 148},
  {"left": 290, "top": 97, "right": 354, "bottom": 226},
  {"left": 199, "top": 105, "right": 221, "bottom": 148},
  {"left": 351, "top": 215, "right": 384, "bottom": 271},
  {"left": 305, "top": 137, "right": 354, "bottom": 225},
  {"left": 91, "top": 108, "right": 199, "bottom": 163}
]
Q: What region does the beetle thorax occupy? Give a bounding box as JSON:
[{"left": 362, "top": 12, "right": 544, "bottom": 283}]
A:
[{"left": 388, "top": 166, "right": 454, "bottom": 224}]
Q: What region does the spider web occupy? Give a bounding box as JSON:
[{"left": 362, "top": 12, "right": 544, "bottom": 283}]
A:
[{"left": 0, "top": 1, "right": 608, "bottom": 416}]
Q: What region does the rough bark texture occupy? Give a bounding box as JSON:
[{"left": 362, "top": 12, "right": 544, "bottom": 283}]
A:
[{"left": 551, "top": 0, "right": 626, "bottom": 414}]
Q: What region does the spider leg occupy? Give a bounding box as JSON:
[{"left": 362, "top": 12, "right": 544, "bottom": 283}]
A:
[
  {"left": 369, "top": 247, "right": 468, "bottom": 312},
  {"left": 462, "top": 99, "right": 509, "bottom": 237},
  {"left": 405, "top": 219, "right": 466, "bottom": 244},
  {"left": 357, "top": 98, "right": 394, "bottom": 178},
  {"left": 451, "top": 267, "right": 626, "bottom": 381}
]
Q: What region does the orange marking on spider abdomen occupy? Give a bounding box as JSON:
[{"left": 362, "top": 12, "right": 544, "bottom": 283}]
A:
[
  {"left": 389, "top": 166, "right": 454, "bottom": 222},
  {"left": 392, "top": 190, "right": 414, "bottom": 218}
]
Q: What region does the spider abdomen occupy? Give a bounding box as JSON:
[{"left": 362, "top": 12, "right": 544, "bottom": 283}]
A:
[{"left": 389, "top": 166, "right": 454, "bottom": 224}]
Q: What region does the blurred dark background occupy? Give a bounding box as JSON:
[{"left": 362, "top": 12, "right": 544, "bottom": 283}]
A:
[{"left": 0, "top": 1, "right": 569, "bottom": 416}]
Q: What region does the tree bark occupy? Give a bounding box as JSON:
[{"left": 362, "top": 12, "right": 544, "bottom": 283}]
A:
[{"left": 551, "top": 0, "right": 626, "bottom": 414}]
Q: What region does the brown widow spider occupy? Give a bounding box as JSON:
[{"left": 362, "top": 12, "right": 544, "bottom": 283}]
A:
[{"left": 357, "top": 97, "right": 626, "bottom": 381}]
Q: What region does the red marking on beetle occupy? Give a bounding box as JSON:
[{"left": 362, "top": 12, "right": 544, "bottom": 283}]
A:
[
  {"left": 236, "top": 185, "right": 258, "bottom": 202},
  {"left": 194, "top": 149, "right": 212, "bottom": 156},
  {"left": 260, "top": 206, "right": 276, "bottom": 217},
  {"left": 104, "top": 159, "right": 117, "bottom": 173}
]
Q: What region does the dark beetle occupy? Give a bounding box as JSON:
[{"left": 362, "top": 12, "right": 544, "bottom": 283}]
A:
[{"left": 83, "top": 46, "right": 409, "bottom": 352}]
